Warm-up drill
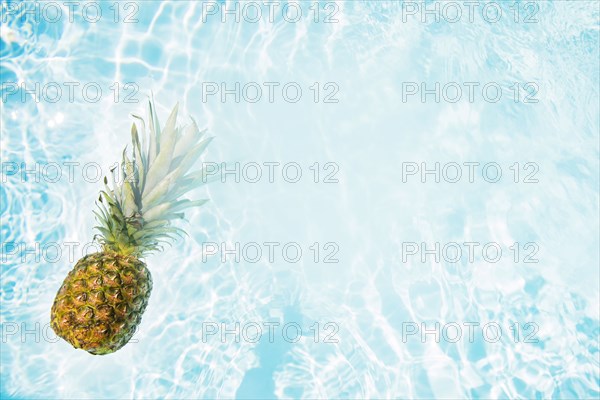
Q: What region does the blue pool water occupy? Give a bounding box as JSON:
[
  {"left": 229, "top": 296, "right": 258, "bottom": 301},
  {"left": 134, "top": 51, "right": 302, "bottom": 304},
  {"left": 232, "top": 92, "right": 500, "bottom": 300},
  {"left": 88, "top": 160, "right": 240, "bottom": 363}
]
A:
[{"left": 1, "top": 1, "right": 599, "bottom": 398}]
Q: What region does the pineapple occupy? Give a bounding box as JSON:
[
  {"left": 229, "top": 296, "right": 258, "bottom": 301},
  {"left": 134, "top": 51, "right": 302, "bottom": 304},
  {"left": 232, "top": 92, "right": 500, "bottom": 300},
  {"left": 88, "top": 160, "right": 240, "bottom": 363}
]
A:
[{"left": 50, "top": 99, "right": 212, "bottom": 355}]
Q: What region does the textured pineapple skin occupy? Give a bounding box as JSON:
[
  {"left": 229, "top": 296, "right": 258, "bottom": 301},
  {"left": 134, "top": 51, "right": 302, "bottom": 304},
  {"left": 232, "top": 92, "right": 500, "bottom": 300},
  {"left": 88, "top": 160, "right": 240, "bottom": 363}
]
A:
[{"left": 50, "top": 251, "right": 152, "bottom": 355}]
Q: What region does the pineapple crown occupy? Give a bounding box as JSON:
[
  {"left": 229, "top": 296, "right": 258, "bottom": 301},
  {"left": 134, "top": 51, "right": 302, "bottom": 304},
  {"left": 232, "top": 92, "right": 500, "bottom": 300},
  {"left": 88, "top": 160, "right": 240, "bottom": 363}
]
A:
[{"left": 94, "top": 99, "right": 213, "bottom": 257}]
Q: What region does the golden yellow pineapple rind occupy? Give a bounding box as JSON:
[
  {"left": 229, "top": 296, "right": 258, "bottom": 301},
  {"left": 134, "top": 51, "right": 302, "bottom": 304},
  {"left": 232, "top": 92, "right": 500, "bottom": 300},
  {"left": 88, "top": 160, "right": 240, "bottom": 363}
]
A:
[{"left": 50, "top": 251, "right": 152, "bottom": 355}]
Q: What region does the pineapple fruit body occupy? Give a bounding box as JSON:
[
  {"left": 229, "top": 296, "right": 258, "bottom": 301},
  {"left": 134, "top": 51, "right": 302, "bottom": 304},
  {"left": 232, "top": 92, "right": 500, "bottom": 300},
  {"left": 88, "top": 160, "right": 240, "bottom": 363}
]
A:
[{"left": 50, "top": 251, "right": 153, "bottom": 355}]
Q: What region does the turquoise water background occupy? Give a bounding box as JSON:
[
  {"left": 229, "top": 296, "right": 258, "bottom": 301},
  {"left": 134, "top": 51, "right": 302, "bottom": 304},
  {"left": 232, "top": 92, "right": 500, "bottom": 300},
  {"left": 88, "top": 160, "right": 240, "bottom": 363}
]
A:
[{"left": 1, "top": 1, "right": 599, "bottom": 398}]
